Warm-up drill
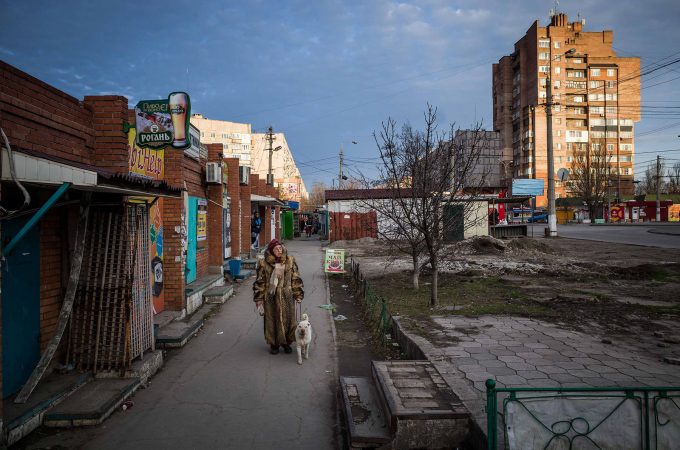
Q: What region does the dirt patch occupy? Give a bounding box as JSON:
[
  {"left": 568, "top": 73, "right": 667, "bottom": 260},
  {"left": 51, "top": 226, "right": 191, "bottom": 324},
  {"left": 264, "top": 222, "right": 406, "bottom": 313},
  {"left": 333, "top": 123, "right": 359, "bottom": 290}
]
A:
[{"left": 338, "top": 235, "right": 680, "bottom": 341}]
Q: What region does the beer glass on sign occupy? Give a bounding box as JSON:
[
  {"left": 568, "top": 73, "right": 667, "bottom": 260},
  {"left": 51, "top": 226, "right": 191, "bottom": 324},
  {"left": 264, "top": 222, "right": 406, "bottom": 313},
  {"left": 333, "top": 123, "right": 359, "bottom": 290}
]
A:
[{"left": 169, "top": 92, "right": 189, "bottom": 148}]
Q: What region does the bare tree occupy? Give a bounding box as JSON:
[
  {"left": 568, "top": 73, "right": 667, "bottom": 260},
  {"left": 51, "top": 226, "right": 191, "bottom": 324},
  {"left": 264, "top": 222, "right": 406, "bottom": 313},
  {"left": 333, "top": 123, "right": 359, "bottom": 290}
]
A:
[
  {"left": 359, "top": 105, "right": 488, "bottom": 306},
  {"left": 637, "top": 159, "right": 666, "bottom": 196},
  {"left": 300, "top": 182, "right": 327, "bottom": 210},
  {"left": 667, "top": 162, "right": 680, "bottom": 194},
  {"left": 567, "top": 139, "right": 613, "bottom": 220}
]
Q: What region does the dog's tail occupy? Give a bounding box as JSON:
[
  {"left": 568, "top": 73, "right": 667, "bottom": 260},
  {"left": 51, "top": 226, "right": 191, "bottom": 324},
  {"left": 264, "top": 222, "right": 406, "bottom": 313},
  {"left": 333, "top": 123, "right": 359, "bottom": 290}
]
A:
[{"left": 301, "top": 313, "right": 308, "bottom": 321}]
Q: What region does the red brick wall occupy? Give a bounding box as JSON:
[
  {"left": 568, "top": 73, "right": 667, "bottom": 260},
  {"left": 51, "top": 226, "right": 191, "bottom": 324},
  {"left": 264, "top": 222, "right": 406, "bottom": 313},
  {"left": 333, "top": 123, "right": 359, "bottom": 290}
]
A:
[
  {"left": 240, "top": 183, "right": 251, "bottom": 256},
  {"left": 84, "top": 95, "right": 129, "bottom": 172},
  {"left": 206, "top": 144, "right": 225, "bottom": 266},
  {"left": 0, "top": 61, "right": 94, "bottom": 163},
  {"left": 161, "top": 144, "right": 186, "bottom": 310},
  {"left": 224, "top": 158, "right": 241, "bottom": 258}
]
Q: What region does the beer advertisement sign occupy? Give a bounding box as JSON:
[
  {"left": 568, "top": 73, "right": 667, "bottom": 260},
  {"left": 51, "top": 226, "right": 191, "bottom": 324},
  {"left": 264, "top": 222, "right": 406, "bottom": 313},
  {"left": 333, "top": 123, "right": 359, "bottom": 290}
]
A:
[
  {"left": 324, "top": 248, "right": 346, "bottom": 273},
  {"left": 135, "top": 92, "right": 191, "bottom": 149},
  {"left": 128, "top": 127, "right": 164, "bottom": 179}
]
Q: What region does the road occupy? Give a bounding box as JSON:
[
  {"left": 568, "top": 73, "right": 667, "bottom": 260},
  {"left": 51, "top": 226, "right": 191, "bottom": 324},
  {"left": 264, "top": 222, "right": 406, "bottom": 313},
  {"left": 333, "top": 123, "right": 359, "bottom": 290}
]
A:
[
  {"left": 26, "top": 239, "right": 337, "bottom": 450},
  {"left": 527, "top": 223, "right": 680, "bottom": 248}
]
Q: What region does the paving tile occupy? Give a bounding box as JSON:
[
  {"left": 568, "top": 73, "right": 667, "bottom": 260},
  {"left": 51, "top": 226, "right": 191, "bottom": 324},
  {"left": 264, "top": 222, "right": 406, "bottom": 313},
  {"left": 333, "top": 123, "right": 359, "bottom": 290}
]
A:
[
  {"left": 459, "top": 341, "right": 482, "bottom": 348},
  {"left": 569, "top": 369, "right": 600, "bottom": 378},
  {"left": 600, "top": 359, "right": 632, "bottom": 369},
  {"left": 525, "top": 342, "right": 550, "bottom": 349},
  {"left": 443, "top": 348, "right": 471, "bottom": 357},
  {"left": 605, "top": 372, "right": 636, "bottom": 383},
  {"left": 531, "top": 359, "right": 555, "bottom": 367},
  {"left": 516, "top": 370, "right": 548, "bottom": 379},
  {"left": 499, "top": 340, "right": 523, "bottom": 347},
  {"left": 487, "top": 366, "right": 517, "bottom": 376},
  {"left": 560, "top": 350, "right": 587, "bottom": 358},
  {"left": 618, "top": 367, "right": 653, "bottom": 378},
  {"left": 466, "top": 371, "right": 495, "bottom": 382},
  {"left": 507, "top": 362, "right": 537, "bottom": 371},
  {"left": 548, "top": 373, "right": 582, "bottom": 383},
  {"left": 498, "top": 355, "right": 524, "bottom": 363},
  {"left": 489, "top": 348, "right": 515, "bottom": 357},
  {"left": 555, "top": 361, "right": 586, "bottom": 370},
  {"left": 471, "top": 352, "right": 497, "bottom": 361},
  {"left": 496, "top": 375, "right": 527, "bottom": 385},
  {"left": 479, "top": 359, "right": 507, "bottom": 368},
  {"left": 539, "top": 366, "right": 567, "bottom": 374},
  {"left": 516, "top": 352, "right": 543, "bottom": 360},
  {"left": 467, "top": 346, "right": 492, "bottom": 354},
  {"left": 580, "top": 377, "right": 615, "bottom": 388},
  {"left": 571, "top": 357, "right": 602, "bottom": 366},
  {"left": 450, "top": 357, "right": 478, "bottom": 366},
  {"left": 458, "top": 364, "right": 486, "bottom": 373},
  {"left": 587, "top": 364, "right": 619, "bottom": 374}
]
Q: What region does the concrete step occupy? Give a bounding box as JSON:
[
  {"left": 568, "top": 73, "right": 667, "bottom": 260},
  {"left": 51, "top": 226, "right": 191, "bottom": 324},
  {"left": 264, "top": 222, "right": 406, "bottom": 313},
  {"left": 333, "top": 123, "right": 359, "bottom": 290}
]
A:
[
  {"left": 95, "top": 350, "right": 163, "bottom": 385},
  {"left": 340, "top": 376, "right": 391, "bottom": 448},
  {"left": 3, "top": 372, "right": 91, "bottom": 446},
  {"left": 155, "top": 303, "right": 216, "bottom": 349},
  {"left": 372, "top": 360, "right": 470, "bottom": 450},
  {"left": 203, "top": 284, "right": 234, "bottom": 304},
  {"left": 43, "top": 378, "right": 140, "bottom": 427},
  {"left": 241, "top": 258, "right": 258, "bottom": 270}
]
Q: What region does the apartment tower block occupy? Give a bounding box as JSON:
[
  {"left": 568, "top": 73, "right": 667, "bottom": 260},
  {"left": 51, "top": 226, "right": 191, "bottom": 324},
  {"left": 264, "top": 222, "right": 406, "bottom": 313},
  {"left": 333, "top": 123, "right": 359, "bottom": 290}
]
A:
[{"left": 492, "top": 13, "right": 640, "bottom": 204}]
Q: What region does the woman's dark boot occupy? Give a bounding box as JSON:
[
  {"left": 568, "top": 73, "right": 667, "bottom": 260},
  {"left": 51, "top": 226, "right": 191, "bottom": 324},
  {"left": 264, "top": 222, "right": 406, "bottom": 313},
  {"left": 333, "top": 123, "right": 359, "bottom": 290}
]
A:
[
  {"left": 270, "top": 345, "right": 279, "bottom": 355},
  {"left": 282, "top": 344, "right": 292, "bottom": 354}
]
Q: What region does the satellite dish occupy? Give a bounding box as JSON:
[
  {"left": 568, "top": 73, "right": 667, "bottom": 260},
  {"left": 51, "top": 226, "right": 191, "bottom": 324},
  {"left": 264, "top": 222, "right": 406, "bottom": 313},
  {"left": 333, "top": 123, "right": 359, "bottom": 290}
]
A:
[{"left": 557, "top": 168, "right": 569, "bottom": 182}]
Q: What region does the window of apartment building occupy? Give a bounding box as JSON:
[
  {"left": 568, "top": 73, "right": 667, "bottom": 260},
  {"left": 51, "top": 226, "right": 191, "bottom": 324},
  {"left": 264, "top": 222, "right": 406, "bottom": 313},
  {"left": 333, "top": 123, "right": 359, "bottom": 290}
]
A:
[
  {"left": 556, "top": 143, "right": 562, "bottom": 150},
  {"left": 605, "top": 93, "right": 617, "bottom": 101},
  {"left": 554, "top": 80, "right": 561, "bottom": 89},
  {"left": 211, "top": 133, "right": 215, "bottom": 137},
  {"left": 590, "top": 106, "right": 603, "bottom": 114},
  {"left": 573, "top": 106, "right": 586, "bottom": 114},
  {"left": 567, "top": 156, "right": 574, "bottom": 162},
  {"left": 571, "top": 119, "right": 585, "bottom": 127},
  {"left": 539, "top": 39, "right": 550, "bottom": 48},
  {"left": 590, "top": 80, "right": 601, "bottom": 88},
  {"left": 539, "top": 90, "right": 547, "bottom": 98},
  {"left": 590, "top": 118, "right": 605, "bottom": 126},
  {"left": 591, "top": 131, "right": 605, "bottom": 138},
  {"left": 568, "top": 70, "right": 584, "bottom": 78},
  {"left": 621, "top": 144, "right": 633, "bottom": 151},
  {"left": 555, "top": 55, "right": 562, "bottom": 61},
  {"left": 607, "top": 143, "right": 615, "bottom": 151},
  {"left": 591, "top": 68, "right": 601, "bottom": 76},
  {"left": 620, "top": 156, "right": 632, "bottom": 162},
  {"left": 573, "top": 95, "right": 584, "bottom": 102},
  {"left": 222, "top": 133, "right": 228, "bottom": 138},
  {"left": 222, "top": 143, "right": 229, "bottom": 150},
  {"left": 607, "top": 81, "right": 615, "bottom": 88},
  {"left": 554, "top": 93, "right": 561, "bottom": 99},
  {"left": 556, "top": 130, "right": 562, "bottom": 136},
  {"left": 555, "top": 41, "right": 561, "bottom": 48},
  {"left": 605, "top": 107, "right": 616, "bottom": 115},
  {"left": 588, "top": 93, "right": 603, "bottom": 101},
  {"left": 554, "top": 105, "right": 561, "bottom": 112},
  {"left": 201, "top": 132, "right": 206, "bottom": 137},
  {"left": 540, "top": 78, "right": 547, "bottom": 86},
  {"left": 571, "top": 58, "right": 582, "bottom": 64},
  {"left": 539, "top": 52, "right": 550, "bottom": 60},
  {"left": 568, "top": 130, "right": 583, "bottom": 138},
  {"left": 607, "top": 69, "right": 616, "bottom": 77},
  {"left": 620, "top": 119, "right": 633, "bottom": 126},
  {"left": 622, "top": 168, "right": 631, "bottom": 175},
  {"left": 556, "top": 156, "right": 563, "bottom": 163},
  {"left": 539, "top": 66, "right": 550, "bottom": 73},
  {"left": 555, "top": 67, "right": 561, "bottom": 74},
  {"left": 556, "top": 118, "right": 562, "bottom": 124},
  {"left": 592, "top": 143, "right": 601, "bottom": 151}
]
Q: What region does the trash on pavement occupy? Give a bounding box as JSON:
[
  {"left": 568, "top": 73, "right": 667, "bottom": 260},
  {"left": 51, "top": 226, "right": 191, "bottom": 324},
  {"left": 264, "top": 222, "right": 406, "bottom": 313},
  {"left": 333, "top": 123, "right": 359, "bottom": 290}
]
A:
[
  {"left": 217, "top": 331, "right": 224, "bottom": 335},
  {"left": 122, "top": 400, "right": 134, "bottom": 411},
  {"left": 333, "top": 314, "right": 347, "bottom": 321},
  {"left": 341, "top": 285, "right": 348, "bottom": 288},
  {"left": 318, "top": 303, "right": 336, "bottom": 311}
]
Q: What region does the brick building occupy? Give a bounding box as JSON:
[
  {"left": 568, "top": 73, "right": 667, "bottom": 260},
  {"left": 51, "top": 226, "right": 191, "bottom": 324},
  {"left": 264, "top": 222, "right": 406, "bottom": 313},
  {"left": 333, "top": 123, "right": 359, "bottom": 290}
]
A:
[
  {"left": 0, "top": 61, "right": 284, "bottom": 443},
  {"left": 492, "top": 12, "right": 640, "bottom": 205}
]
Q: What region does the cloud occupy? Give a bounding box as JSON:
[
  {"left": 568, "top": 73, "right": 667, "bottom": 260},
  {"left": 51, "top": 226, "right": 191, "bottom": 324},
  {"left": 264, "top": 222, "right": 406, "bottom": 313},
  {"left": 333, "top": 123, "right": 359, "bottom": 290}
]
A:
[{"left": 0, "top": 47, "right": 15, "bottom": 56}]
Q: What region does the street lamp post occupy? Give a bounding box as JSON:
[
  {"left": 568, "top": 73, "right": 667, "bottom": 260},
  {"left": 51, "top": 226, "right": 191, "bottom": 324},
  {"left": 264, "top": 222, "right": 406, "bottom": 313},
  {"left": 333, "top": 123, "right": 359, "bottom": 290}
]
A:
[
  {"left": 338, "top": 140, "right": 357, "bottom": 188},
  {"left": 546, "top": 48, "right": 576, "bottom": 237}
]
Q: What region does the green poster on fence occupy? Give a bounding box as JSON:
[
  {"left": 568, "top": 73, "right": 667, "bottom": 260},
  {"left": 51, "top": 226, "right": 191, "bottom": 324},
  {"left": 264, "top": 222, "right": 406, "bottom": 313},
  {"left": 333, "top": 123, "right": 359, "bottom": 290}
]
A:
[{"left": 324, "top": 249, "right": 345, "bottom": 273}]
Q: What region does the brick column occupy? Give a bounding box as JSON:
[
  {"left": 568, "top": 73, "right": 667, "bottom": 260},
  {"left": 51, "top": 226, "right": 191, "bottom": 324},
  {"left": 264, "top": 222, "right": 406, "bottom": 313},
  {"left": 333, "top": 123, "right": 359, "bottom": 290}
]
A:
[
  {"left": 240, "top": 180, "right": 251, "bottom": 258},
  {"left": 162, "top": 146, "right": 186, "bottom": 311},
  {"left": 224, "top": 158, "right": 241, "bottom": 258},
  {"left": 275, "top": 206, "right": 281, "bottom": 240},
  {"left": 83, "top": 95, "right": 129, "bottom": 172},
  {"left": 206, "top": 144, "right": 224, "bottom": 267}
]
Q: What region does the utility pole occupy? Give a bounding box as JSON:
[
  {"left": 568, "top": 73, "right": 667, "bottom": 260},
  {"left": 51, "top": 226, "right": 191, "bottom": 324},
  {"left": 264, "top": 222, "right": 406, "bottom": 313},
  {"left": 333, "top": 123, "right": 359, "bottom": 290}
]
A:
[
  {"left": 266, "top": 126, "right": 276, "bottom": 186},
  {"left": 656, "top": 154, "right": 661, "bottom": 222},
  {"left": 546, "top": 75, "right": 557, "bottom": 237},
  {"left": 338, "top": 144, "right": 344, "bottom": 189}
]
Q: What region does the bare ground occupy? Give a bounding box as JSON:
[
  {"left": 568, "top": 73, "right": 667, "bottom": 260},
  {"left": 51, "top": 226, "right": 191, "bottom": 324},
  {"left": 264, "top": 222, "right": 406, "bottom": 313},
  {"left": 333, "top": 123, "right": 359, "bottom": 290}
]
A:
[{"left": 330, "top": 236, "right": 680, "bottom": 340}]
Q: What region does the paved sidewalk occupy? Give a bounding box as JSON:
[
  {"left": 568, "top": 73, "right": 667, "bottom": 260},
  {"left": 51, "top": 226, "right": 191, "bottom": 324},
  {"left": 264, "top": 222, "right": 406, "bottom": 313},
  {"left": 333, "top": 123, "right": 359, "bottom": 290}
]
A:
[
  {"left": 399, "top": 315, "right": 680, "bottom": 439},
  {"left": 25, "top": 239, "right": 337, "bottom": 450}
]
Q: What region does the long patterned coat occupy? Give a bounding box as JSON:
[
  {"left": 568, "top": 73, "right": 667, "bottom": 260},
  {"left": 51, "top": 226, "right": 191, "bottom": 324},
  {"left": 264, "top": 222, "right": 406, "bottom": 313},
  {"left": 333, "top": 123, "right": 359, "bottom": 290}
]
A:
[{"left": 253, "top": 248, "right": 304, "bottom": 346}]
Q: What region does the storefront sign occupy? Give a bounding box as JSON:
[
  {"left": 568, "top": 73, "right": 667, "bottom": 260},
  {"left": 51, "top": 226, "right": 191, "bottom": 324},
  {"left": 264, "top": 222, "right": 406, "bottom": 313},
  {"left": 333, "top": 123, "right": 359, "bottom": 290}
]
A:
[
  {"left": 197, "top": 199, "right": 208, "bottom": 242},
  {"left": 135, "top": 92, "right": 191, "bottom": 149},
  {"left": 324, "top": 248, "right": 345, "bottom": 273},
  {"left": 128, "top": 128, "right": 164, "bottom": 179}
]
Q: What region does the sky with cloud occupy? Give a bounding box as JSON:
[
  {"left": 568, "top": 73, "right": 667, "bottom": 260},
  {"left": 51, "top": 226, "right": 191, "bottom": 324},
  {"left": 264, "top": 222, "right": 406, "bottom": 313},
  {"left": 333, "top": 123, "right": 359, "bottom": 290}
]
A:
[{"left": 1, "top": 0, "right": 680, "bottom": 187}]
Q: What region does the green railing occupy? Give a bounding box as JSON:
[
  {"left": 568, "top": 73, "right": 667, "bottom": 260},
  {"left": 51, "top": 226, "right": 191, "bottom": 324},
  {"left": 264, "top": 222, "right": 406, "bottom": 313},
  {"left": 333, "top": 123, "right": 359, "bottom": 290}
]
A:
[
  {"left": 349, "top": 258, "right": 392, "bottom": 345},
  {"left": 486, "top": 379, "right": 680, "bottom": 449}
]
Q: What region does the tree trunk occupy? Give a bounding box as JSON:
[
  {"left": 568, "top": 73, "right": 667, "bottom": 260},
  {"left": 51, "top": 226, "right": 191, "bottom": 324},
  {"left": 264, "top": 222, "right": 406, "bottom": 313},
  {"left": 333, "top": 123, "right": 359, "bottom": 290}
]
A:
[
  {"left": 430, "top": 254, "right": 438, "bottom": 307},
  {"left": 412, "top": 254, "right": 420, "bottom": 290}
]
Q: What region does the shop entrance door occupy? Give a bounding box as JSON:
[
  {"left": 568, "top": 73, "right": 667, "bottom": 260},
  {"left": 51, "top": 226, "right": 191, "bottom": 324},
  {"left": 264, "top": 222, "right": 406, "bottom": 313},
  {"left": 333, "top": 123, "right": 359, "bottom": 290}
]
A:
[
  {"left": 2, "top": 216, "right": 41, "bottom": 397},
  {"left": 186, "top": 197, "right": 198, "bottom": 283}
]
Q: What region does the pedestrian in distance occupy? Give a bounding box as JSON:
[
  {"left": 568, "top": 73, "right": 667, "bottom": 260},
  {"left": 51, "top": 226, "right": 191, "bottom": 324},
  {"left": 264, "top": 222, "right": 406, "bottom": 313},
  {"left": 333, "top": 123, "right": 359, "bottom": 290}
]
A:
[
  {"left": 251, "top": 211, "right": 262, "bottom": 249},
  {"left": 304, "top": 216, "right": 313, "bottom": 238},
  {"left": 253, "top": 239, "right": 304, "bottom": 355}
]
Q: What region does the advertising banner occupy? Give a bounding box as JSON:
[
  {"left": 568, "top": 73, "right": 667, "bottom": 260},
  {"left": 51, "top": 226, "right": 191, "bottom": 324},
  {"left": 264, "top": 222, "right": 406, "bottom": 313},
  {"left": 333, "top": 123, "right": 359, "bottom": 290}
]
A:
[
  {"left": 135, "top": 92, "right": 191, "bottom": 149},
  {"left": 512, "top": 178, "right": 545, "bottom": 196},
  {"left": 324, "top": 248, "right": 345, "bottom": 273},
  {"left": 128, "top": 127, "right": 164, "bottom": 179},
  {"left": 197, "top": 199, "right": 208, "bottom": 243}
]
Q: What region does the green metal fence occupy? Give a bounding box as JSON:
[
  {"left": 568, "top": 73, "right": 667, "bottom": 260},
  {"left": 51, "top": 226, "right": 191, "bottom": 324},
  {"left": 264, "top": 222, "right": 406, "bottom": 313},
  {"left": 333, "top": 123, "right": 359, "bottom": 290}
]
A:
[
  {"left": 486, "top": 379, "right": 680, "bottom": 449},
  {"left": 349, "top": 257, "right": 392, "bottom": 345}
]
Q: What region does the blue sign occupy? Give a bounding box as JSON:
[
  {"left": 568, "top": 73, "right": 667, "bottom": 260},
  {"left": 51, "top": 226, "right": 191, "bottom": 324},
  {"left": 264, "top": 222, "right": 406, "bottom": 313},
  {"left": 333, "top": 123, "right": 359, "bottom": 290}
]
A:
[{"left": 512, "top": 178, "right": 545, "bottom": 196}]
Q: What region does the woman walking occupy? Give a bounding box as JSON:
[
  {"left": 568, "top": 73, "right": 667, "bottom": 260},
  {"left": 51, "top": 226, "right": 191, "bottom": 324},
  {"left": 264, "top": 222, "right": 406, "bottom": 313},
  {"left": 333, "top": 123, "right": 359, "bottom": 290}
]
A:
[{"left": 253, "top": 239, "right": 304, "bottom": 354}]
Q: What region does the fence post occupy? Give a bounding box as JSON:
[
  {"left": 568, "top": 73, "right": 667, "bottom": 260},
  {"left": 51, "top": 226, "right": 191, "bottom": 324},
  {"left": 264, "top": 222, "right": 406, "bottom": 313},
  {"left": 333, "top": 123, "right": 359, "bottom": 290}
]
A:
[{"left": 486, "top": 379, "right": 497, "bottom": 450}]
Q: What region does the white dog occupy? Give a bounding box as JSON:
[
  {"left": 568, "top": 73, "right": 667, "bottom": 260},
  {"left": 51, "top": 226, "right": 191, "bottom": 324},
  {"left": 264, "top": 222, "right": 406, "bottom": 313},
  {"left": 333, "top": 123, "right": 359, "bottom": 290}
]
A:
[{"left": 295, "top": 313, "right": 312, "bottom": 365}]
